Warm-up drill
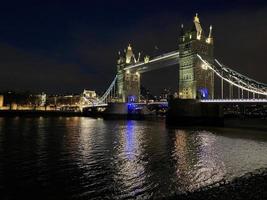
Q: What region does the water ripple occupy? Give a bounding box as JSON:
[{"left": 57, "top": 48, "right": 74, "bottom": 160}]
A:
[{"left": 0, "top": 117, "right": 267, "bottom": 199}]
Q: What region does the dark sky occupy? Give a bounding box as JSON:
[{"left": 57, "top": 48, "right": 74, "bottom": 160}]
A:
[{"left": 0, "top": 0, "right": 266, "bottom": 95}]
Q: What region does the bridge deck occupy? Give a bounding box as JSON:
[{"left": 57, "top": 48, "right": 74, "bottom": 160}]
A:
[{"left": 201, "top": 99, "right": 267, "bottom": 104}]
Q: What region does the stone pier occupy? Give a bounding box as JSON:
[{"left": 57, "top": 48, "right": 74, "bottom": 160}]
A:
[{"left": 166, "top": 99, "right": 224, "bottom": 126}]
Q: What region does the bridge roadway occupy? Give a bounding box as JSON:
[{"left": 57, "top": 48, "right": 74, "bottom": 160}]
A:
[
  {"left": 83, "top": 101, "right": 169, "bottom": 108},
  {"left": 84, "top": 99, "right": 267, "bottom": 109}
]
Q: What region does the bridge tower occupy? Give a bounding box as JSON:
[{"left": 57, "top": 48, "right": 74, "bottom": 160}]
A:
[
  {"left": 116, "top": 44, "right": 140, "bottom": 103},
  {"left": 178, "top": 14, "right": 214, "bottom": 99}
]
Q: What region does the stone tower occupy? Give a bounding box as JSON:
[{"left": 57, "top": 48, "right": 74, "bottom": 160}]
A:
[
  {"left": 178, "top": 14, "right": 214, "bottom": 99},
  {"left": 116, "top": 44, "right": 140, "bottom": 103}
]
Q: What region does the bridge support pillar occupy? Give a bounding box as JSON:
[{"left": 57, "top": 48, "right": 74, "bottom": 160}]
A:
[{"left": 166, "top": 99, "right": 224, "bottom": 126}]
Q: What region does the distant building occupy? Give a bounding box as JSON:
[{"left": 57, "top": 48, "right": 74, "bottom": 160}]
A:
[
  {"left": 83, "top": 90, "right": 96, "bottom": 98},
  {"left": 0, "top": 95, "right": 3, "bottom": 108},
  {"left": 79, "top": 90, "right": 98, "bottom": 107},
  {"left": 140, "top": 86, "right": 155, "bottom": 101},
  {"left": 35, "top": 93, "right": 47, "bottom": 106},
  {"left": 161, "top": 88, "right": 171, "bottom": 99},
  {"left": 46, "top": 94, "right": 81, "bottom": 107}
]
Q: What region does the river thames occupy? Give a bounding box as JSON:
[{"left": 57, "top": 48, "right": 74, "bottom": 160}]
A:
[{"left": 0, "top": 117, "right": 267, "bottom": 199}]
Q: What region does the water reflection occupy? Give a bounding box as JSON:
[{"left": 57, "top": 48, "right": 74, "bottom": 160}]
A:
[
  {"left": 1, "top": 117, "right": 267, "bottom": 199},
  {"left": 113, "top": 120, "right": 151, "bottom": 199},
  {"left": 75, "top": 118, "right": 113, "bottom": 198},
  {"left": 172, "top": 130, "right": 226, "bottom": 192},
  {"left": 77, "top": 118, "right": 95, "bottom": 163},
  {"left": 124, "top": 121, "right": 136, "bottom": 160}
]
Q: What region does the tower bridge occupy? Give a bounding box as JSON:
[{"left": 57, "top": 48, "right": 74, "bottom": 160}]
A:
[{"left": 83, "top": 14, "right": 267, "bottom": 109}]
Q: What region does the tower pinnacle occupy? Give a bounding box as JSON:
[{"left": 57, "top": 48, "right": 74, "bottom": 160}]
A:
[
  {"left": 180, "top": 23, "right": 185, "bottom": 36},
  {"left": 208, "top": 25, "right": 213, "bottom": 38},
  {"left": 206, "top": 25, "right": 214, "bottom": 44},
  {"left": 127, "top": 44, "right": 132, "bottom": 51},
  {"left": 193, "top": 13, "right": 203, "bottom": 40},
  {"left": 194, "top": 13, "right": 200, "bottom": 23},
  {"left": 126, "top": 43, "right": 134, "bottom": 64}
]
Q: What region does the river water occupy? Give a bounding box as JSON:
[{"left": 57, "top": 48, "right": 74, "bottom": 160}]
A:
[{"left": 0, "top": 117, "right": 267, "bottom": 199}]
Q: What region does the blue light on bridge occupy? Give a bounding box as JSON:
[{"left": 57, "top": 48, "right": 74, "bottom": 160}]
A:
[
  {"left": 127, "top": 96, "right": 138, "bottom": 113},
  {"left": 127, "top": 103, "right": 136, "bottom": 113},
  {"left": 199, "top": 88, "right": 209, "bottom": 99},
  {"left": 128, "top": 95, "right": 137, "bottom": 103}
]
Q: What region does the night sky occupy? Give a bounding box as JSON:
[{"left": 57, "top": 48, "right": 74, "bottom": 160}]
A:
[{"left": 0, "top": 0, "right": 266, "bottom": 95}]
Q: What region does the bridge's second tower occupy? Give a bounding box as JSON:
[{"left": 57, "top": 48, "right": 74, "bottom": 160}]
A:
[
  {"left": 116, "top": 44, "right": 140, "bottom": 103},
  {"left": 179, "top": 14, "right": 214, "bottom": 99}
]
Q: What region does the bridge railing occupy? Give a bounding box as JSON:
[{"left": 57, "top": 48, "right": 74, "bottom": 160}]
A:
[{"left": 200, "top": 99, "right": 267, "bottom": 103}]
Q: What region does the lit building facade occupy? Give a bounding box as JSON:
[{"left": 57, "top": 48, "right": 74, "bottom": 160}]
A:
[
  {"left": 0, "top": 95, "right": 3, "bottom": 108},
  {"left": 83, "top": 90, "right": 96, "bottom": 98},
  {"left": 178, "top": 14, "right": 214, "bottom": 99}
]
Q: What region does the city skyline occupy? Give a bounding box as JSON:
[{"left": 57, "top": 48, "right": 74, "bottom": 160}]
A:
[{"left": 0, "top": 1, "right": 266, "bottom": 94}]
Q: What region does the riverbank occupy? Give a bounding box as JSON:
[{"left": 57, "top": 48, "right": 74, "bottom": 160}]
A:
[
  {"left": 167, "top": 168, "right": 267, "bottom": 200},
  {"left": 0, "top": 110, "right": 266, "bottom": 132},
  {"left": 224, "top": 118, "right": 267, "bottom": 131},
  {"left": 0, "top": 110, "right": 83, "bottom": 117}
]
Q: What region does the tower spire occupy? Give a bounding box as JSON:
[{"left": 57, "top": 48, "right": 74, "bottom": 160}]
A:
[
  {"left": 208, "top": 25, "right": 213, "bottom": 38},
  {"left": 127, "top": 43, "right": 132, "bottom": 51},
  {"left": 206, "top": 25, "right": 214, "bottom": 44},
  {"left": 179, "top": 23, "right": 185, "bottom": 42},
  {"left": 194, "top": 13, "right": 200, "bottom": 23},
  {"left": 180, "top": 24, "right": 184, "bottom": 36},
  {"left": 192, "top": 13, "right": 203, "bottom": 40},
  {"left": 126, "top": 43, "right": 134, "bottom": 64}
]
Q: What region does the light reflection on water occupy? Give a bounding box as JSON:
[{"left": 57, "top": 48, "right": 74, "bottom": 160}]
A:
[
  {"left": 171, "top": 130, "right": 226, "bottom": 192},
  {"left": 1, "top": 117, "right": 267, "bottom": 199}
]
